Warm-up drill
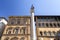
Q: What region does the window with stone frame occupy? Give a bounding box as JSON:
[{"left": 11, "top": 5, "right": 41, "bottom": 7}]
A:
[
  {"left": 50, "top": 23, "right": 53, "bottom": 27},
  {"left": 44, "top": 31, "right": 47, "bottom": 36},
  {"left": 42, "top": 23, "right": 45, "bottom": 27},
  {"left": 53, "top": 23, "right": 57, "bottom": 27},
  {"left": 48, "top": 31, "right": 51, "bottom": 36},
  {"left": 40, "top": 31, "right": 43, "bottom": 36},
  {"left": 10, "top": 18, "right": 16, "bottom": 25},
  {"left": 6, "top": 27, "right": 13, "bottom": 34},
  {"left": 8, "top": 31, "right": 11, "bottom": 34},
  {"left": 13, "top": 27, "right": 19, "bottom": 34},
  {"left": 53, "top": 31, "right": 56, "bottom": 35},
  {"left": 46, "top": 23, "right": 49, "bottom": 27},
  {"left": 38, "top": 23, "right": 41, "bottom": 27},
  {"left": 22, "top": 27, "right": 26, "bottom": 34}
]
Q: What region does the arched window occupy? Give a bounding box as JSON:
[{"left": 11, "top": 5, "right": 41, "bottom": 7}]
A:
[
  {"left": 50, "top": 23, "right": 53, "bottom": 27},
  {"left": 48, "top": 31, "right": 51, "bottom": 36},
  {"left": 53, "top": 23, "right": 56, "bottom": 27},
  {"left": 20, "top": 27, "right": 26, "bottom": 34},
  {"left": 6, "top": 27, "right": 13, "bottom": 34},
  {"left": 53, "top": 31, "right": 56, "bottom": 35},
  {"left": 4, "top": 37, "right": 9, "bottom": 40},
  {"left": 8, "top": 31, "right": 11, "bottom": 34},
  {"left": 20, "top": 37, "right": 25, "bottom": 40},
  {"left": 44, "top": 31, "right": 47, "bottom": 36},
  {"left": 40, "top": 31, "right": 43, "bottom": 36},
  {"left": 13, "top": 27, "right": 19, "bottom": 34},
  {"left": 11, "top": 37, "right": 18, "bottom": 40}
]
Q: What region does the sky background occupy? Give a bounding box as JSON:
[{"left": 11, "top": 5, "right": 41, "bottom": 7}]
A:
[{"left": 0, "top": 0, "right": 60, "bottom": 18}]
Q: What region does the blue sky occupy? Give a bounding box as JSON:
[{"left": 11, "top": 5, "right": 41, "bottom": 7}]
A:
[{"left": 0, "top": 0, "right": 60, "bottom": 18}]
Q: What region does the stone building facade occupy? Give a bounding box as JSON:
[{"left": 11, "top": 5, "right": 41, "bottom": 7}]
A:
[
  {"left": 1, "top": 16, "right": 60, "bottom": 40},
  {"left": 35, "top": 16, "right": 60, "bottom": 40},
  {"left": 1, "top": 16, "right": 31, "bottom": 40}
]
